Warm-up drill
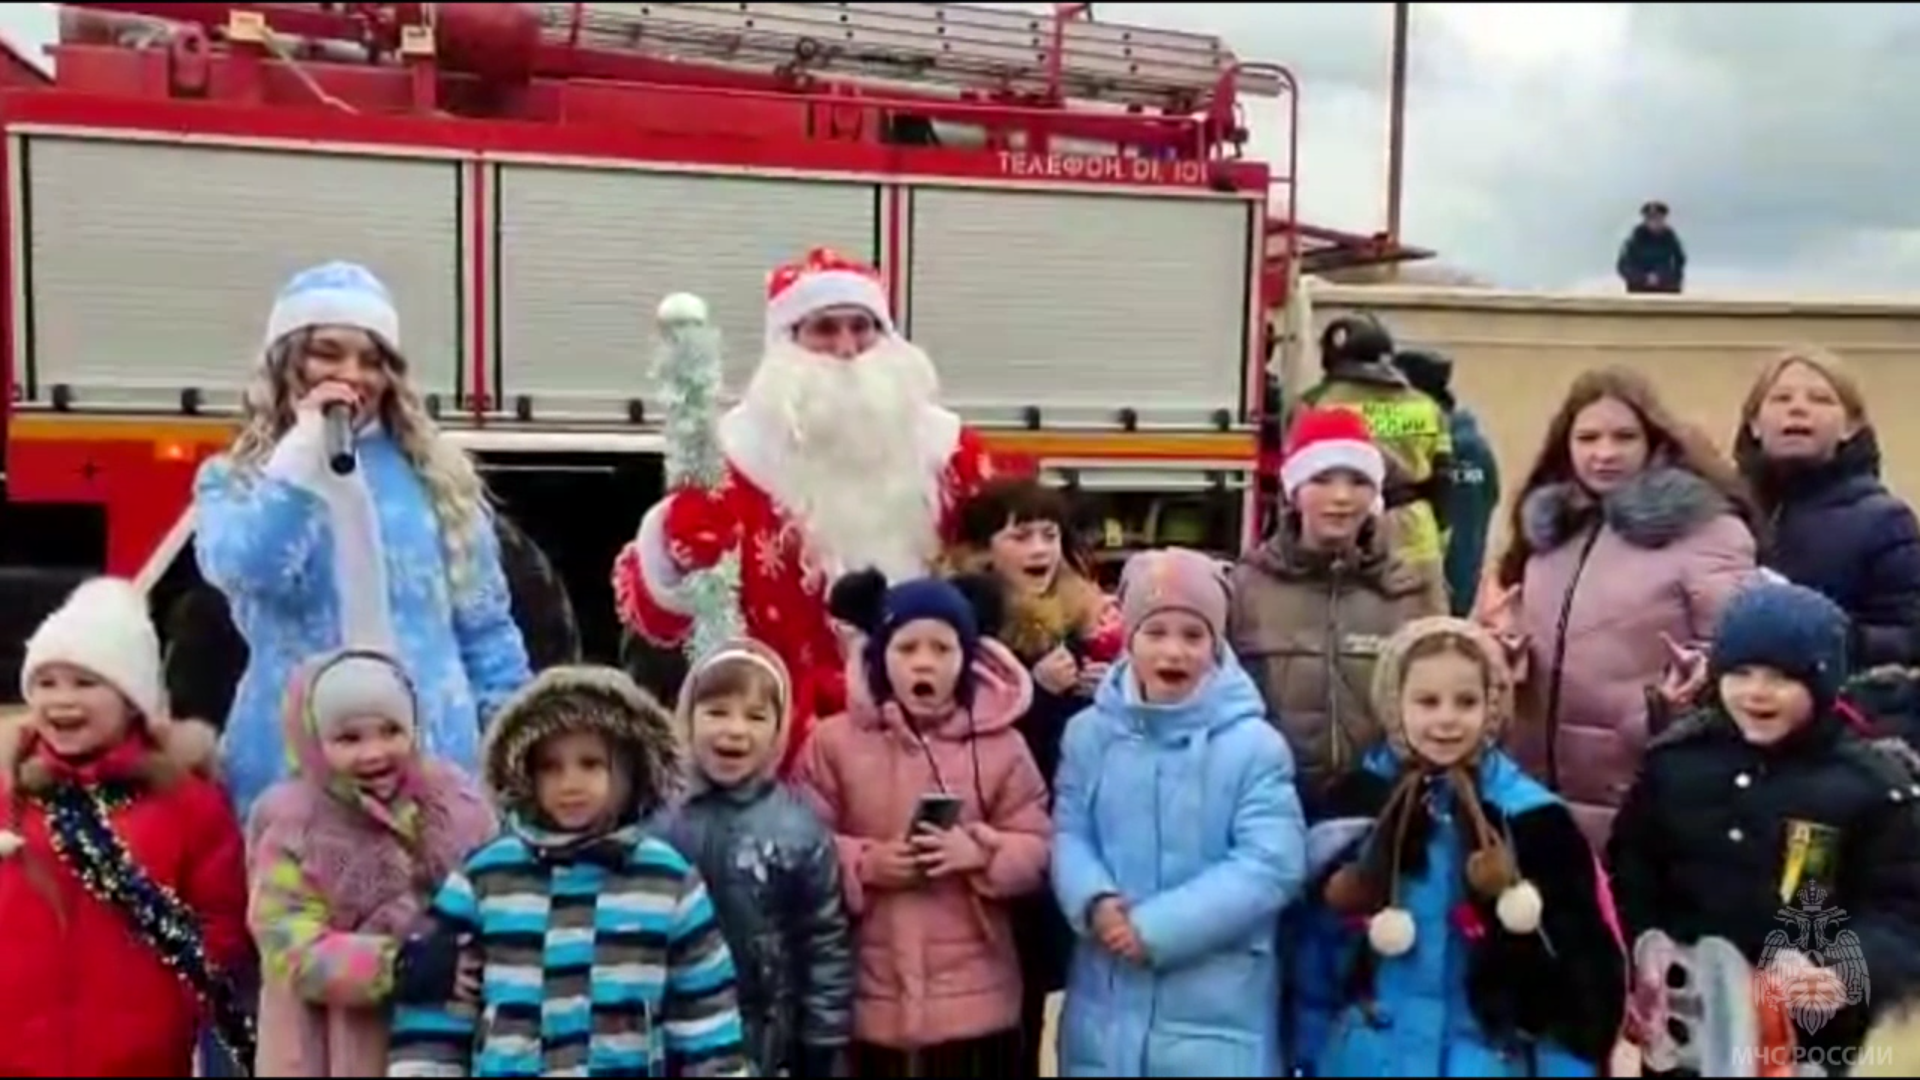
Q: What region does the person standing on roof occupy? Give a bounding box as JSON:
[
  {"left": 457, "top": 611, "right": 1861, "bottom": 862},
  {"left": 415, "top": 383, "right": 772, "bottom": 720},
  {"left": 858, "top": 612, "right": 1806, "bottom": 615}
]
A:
[
  {"left": 1616, "top": 200, "right": 1687, "bottom": 294},
  {"left": 1394, "top": 348, "right": 1501, "bottom": 616},
  {"left": 192, "top": 262, "right": 533, "bottom": 821},
  {"left": 1298, "top": 313, "right": 1453, "bottom": 574}
]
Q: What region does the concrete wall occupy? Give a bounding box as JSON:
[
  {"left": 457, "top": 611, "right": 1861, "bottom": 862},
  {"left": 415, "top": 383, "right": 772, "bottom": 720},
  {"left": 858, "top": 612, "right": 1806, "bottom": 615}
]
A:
[{"left": 1291, "top": 283, "right": 1920, "bottom": 562}]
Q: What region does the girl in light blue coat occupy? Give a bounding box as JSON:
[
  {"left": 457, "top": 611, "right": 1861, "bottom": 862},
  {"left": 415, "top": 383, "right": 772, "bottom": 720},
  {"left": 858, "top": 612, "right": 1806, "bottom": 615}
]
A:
[
  {"left": 193, "top": 262, "right": 531, "bottom": 819},
  {"left": 1052, "top": 547, "right": 1308, "bottom": 1077},
  {"left": 1309, "top": 616, "right": 1627, "bottom": 1077}
]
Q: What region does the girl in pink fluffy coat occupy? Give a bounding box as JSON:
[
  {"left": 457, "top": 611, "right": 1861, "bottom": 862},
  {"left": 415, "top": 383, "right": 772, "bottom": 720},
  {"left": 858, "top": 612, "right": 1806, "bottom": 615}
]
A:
[{"left": 245, "top": 649, "right": 497, "bottom": 1076}]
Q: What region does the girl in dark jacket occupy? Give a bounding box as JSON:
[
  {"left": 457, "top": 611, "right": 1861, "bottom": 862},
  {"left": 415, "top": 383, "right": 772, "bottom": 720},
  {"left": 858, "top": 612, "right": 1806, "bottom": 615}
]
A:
[
  {"left": 944, "top": 477, "right": 1120, "bottom": 1076},
  {"left": 1610, "top": 582, "right": 1920, "bottom": 1066},
  {"left": 1736, "top": 348, "right": 1920, "bottom": 669},
  {"left": 661, "top": 640, "right": 854, "bottom": 1077}
]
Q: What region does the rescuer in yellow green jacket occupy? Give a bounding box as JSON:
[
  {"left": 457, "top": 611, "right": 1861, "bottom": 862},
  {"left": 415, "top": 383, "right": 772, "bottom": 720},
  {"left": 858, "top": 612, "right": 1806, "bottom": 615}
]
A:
[{"left": 1298, "top": 313, "right": 1453, "bottom": 573}]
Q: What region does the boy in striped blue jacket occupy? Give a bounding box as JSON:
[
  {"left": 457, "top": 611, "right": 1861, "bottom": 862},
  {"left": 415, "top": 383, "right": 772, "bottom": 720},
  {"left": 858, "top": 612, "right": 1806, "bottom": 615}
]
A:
[{"left": 387, "top": 665, "right": 750, "bottom": 1078}]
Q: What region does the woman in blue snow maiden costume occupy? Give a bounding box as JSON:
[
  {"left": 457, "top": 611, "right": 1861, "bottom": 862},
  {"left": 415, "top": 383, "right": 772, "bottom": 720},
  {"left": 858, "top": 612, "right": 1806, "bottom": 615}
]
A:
[
  {"left": 1304, "top": 616, "right": 1629, "bottom": 1077},
  {"left": 193, "top": 261, "right": 532, "bottom": 821}
]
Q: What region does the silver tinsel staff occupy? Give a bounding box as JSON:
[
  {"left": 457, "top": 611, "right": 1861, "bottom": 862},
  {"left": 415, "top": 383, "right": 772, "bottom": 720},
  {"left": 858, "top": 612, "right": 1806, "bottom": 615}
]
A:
[{"left": 653, "top": 292, "right": 744, "bottom": 660}]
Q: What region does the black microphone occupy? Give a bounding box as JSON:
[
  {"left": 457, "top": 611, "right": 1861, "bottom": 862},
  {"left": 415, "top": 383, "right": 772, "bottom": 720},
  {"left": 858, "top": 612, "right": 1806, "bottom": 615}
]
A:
[{"left": 322, "top": 401, "right": 357, "bottom": 476}]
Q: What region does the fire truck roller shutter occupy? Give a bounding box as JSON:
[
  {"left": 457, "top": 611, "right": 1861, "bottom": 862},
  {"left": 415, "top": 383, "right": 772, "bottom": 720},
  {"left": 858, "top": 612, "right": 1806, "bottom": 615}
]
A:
[
  {"left": 19, "top": 138, "right": 460, "bottom": 411},
  {"left": 903, "top": 185, "right": 1256, "bottom": 427},
  {"left": 494, "top": 165, "right": 878, "bottom": 420},
  {"left": 160, "top": 512, "right": 579, "bottom": 731}
]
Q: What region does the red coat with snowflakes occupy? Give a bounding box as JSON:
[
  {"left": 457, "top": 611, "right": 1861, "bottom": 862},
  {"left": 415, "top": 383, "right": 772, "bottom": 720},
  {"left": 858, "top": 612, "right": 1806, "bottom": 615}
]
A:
[
  {"left": 0, "top": 719, "right": 250, "bottom": 1078},
  {"left": 614, "top": 411, "right": 998, "bottom": 775}
]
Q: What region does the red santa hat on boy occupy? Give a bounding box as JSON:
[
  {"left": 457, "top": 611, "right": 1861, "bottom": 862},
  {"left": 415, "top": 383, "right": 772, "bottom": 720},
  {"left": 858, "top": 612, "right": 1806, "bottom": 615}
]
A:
[
  {"left": 764, "top": 247, "right": 897, "bottom": 344},
  {"left": 1281, "top": 407, "right": 1387, "bottom": 513}
]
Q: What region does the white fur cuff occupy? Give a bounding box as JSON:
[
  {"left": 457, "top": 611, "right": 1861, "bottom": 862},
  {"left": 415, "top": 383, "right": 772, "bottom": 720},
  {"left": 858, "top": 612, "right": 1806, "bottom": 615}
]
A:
[
  {"left": 637, "top": 500, "right": 695, "bottom": 617},
  {"left": 262, "top": 411, "right": 336, "bottom": 493}
]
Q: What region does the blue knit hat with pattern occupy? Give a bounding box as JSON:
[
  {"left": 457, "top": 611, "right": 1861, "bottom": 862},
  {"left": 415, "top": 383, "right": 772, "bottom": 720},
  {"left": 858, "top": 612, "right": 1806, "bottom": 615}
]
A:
[{"left": 1709, "top": 581, "right": 1850, "bottom": 711}]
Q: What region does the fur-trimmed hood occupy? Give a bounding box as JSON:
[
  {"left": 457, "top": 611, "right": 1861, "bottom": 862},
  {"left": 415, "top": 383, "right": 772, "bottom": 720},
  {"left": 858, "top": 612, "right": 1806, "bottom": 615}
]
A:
[
  {"left": 481, "top": 665, "right": 682, "bottom": 821},
  {"left": 1521, "top": 465, "right": 1732, "bottom": 552},
  {"left": 1369, "top": 616, "right": 1516, "bottom": 763},
  {"left": 1, "top": 712, "right": 221, "bottom": 794}
]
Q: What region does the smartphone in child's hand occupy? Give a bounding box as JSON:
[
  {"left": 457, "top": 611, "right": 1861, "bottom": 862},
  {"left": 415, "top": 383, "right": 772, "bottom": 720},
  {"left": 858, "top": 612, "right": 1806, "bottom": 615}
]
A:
[{"left": 909, "top": 792, "right": 964, "bottom": 835}]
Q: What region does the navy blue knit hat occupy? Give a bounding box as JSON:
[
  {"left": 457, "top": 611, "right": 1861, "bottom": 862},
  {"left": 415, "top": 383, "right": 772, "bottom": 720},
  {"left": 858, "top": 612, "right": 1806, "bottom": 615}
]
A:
[
  {"left": 1709, "top": 581, "right": 1851, "bottom": 710},
  {"left": 829, "top": 569, "right": 1005, "bottom": 707}
]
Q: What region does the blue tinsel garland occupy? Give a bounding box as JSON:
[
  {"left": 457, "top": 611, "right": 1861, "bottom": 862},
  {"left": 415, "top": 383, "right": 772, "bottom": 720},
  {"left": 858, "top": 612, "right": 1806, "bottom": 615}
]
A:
[
  {"left": 653, "top": 314, "right": 745, "bottom": 660},
  {"left": 41, "top": 782, "right": 257, "bottom": 1074}
]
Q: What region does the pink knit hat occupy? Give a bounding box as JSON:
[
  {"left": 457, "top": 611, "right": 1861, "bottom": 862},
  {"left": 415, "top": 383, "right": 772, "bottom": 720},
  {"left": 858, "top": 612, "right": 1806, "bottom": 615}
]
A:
[{"left": 1118, "top": 547, "right": 1233, "bottom": 643}]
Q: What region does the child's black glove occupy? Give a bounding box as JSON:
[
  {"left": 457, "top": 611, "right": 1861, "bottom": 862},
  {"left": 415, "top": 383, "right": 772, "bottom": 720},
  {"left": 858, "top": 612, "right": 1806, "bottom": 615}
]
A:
[{"left": 391, "top": 928, "right": 463, "bottom": 1005}]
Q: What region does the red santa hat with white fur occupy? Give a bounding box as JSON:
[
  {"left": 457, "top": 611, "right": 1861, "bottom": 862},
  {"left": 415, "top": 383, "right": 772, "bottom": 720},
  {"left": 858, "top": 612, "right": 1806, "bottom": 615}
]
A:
[
  {"left": 764, "top": 247, "right": 897, "bottom": 343},
  {"left": 1280, "top": 406, "right": 1387, "bottom": 514}
]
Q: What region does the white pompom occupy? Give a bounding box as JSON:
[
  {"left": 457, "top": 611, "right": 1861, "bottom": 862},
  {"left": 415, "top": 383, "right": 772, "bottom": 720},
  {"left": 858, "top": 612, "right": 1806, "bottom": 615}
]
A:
[
  {"left": 657, "top": 292, "right": 710, "bottom": 326},
  {"left": 1496, "top": 879, "right": 1544, "bottom": 934},
  {"left": 1368, "top": 906, "right": 1417, "bottom": 956}
]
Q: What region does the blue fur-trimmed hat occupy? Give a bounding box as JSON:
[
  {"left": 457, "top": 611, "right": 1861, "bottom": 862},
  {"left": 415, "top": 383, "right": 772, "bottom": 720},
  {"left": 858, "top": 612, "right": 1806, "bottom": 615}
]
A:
[
  {"left": 1709, "top": 581, "right": 1851, "bottom": 710},
  {"left": 265, "top": 261, "right": 400, "bottom": 352}
]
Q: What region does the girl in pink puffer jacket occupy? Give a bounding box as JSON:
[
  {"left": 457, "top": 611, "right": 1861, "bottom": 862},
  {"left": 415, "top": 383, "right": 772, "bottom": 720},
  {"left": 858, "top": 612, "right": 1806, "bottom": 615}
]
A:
[{"left": 797, "top": 570, "right": 1053, "bottom": 1075}]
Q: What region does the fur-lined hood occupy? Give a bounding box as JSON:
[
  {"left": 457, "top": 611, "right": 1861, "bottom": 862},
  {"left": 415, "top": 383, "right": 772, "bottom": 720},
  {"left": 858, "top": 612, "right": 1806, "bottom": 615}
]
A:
[
  {"left": 1, "top": 712, "right": 220, "bottom": 794},
  {"left": 1520, "top": 465, "right": 1732, "bottom": 552},
  {"left": 481, "top": 665, "right": 682, "bottom": 821},
  {"left": 1368, "top": 616, "right": 1515, "bottom": 763}
]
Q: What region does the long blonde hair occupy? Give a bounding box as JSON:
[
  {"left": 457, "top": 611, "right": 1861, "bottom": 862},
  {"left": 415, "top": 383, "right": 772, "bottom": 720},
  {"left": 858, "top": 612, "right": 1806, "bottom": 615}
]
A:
[{"left": 225, "top": 329, "right": 493, "bottom": 592}]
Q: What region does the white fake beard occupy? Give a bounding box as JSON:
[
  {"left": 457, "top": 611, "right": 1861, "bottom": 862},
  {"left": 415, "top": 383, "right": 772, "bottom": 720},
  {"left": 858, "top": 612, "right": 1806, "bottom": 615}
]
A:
[{"left": 739, "top": 335, "right": 945, "bottom": 584}]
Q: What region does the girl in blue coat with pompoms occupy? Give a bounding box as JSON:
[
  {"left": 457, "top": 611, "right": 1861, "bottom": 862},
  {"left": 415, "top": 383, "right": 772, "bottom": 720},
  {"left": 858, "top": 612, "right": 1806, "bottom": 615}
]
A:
[
  {"left": 1309, "top": 615, "right": 1629, "bottom": 1076},
  {"left": 1052, "top": 547, "right": 1307, "bottom": 1077}
]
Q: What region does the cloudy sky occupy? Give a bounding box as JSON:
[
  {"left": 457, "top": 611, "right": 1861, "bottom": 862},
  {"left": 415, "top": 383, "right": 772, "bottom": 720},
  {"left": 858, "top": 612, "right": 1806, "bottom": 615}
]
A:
[{"left": 2, "top": 3, "right": 1911, "bottom": 295}]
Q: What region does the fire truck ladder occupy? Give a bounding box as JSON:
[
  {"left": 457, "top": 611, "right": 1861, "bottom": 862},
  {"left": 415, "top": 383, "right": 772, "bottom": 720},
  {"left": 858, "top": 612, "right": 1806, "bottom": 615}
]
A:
[{"left": 541, "top": 2, "right": 1287, "bottom": 110}]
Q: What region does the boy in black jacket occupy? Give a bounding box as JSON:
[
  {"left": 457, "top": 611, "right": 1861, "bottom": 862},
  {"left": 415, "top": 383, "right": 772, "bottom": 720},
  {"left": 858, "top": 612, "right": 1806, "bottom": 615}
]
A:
[{"left": 1610, "top": 581, "right": 1920, "bottom": 1066}]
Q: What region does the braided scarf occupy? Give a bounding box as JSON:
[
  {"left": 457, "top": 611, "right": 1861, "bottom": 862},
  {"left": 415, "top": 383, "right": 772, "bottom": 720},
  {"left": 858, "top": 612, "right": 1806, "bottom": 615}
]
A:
[{"left": 39, "top": 780, "right": 257, "bottom": 1075}]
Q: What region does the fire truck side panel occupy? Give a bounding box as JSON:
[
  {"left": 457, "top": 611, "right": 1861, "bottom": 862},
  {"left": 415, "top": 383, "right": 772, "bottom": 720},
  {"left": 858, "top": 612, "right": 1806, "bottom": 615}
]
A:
[
  {"left": 493, "top": 164, "right": 878, "bottom": 418},
  {"left": 15, "top": 136, "right": 462, "bottom": 408},
  {"left": 902, "top": 186, "right": 1257, "bottom": 427}
]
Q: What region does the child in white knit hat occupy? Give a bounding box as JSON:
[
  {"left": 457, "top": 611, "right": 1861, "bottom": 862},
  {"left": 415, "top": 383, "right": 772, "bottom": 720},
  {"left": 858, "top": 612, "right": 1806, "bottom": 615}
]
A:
[
  {"left": 0, "top": 577, "right": 253, "bottom": 1077},
  {"left": 247, "top": 648, "right": 498, "bottom": 1077}
]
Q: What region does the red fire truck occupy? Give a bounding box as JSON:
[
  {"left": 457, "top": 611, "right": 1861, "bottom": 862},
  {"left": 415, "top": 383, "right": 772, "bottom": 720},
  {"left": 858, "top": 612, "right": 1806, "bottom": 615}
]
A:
[{"left": 0, "top": 2, "right": 1424, "bottom": 692}]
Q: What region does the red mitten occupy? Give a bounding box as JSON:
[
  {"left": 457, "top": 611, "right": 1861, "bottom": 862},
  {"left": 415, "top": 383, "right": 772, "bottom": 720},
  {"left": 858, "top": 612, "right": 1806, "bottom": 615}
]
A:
[
  {"left": 1083, "top": 600, "right": 1126, "bottom": 663},
  {"left": 661, "top": 487, "right": 738, "bottom": 573}
]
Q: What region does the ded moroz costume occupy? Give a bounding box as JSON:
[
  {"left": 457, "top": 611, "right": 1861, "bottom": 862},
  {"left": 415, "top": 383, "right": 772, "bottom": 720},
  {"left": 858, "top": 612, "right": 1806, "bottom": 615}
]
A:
[{"left": 614, "top": 248, "right": 999, "bottom": 772}]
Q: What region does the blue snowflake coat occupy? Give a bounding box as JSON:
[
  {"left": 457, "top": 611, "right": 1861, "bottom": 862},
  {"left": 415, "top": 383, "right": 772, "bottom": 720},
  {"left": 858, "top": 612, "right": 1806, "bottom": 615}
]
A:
[{"left": 193, "top": 414, "right": 530, "bottom": 817}]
